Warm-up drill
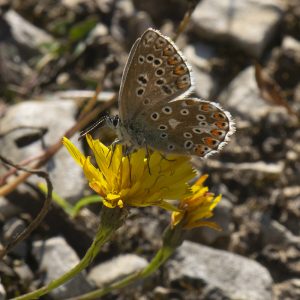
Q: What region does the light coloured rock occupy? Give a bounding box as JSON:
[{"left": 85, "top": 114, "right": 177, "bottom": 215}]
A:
[
  {"left": 32, "top": 236, "right": 93, "bottom": 299},
  {"left": 4, "top": 10, "right": 55, "bottom": 52},
  {"left": 0, "top": 100, "right": 85, "bottom": 202},
  {"left": 0, "top": 197, "right": 22, "bottom": 220},
  {"left": 206, "top": 160, "right": 285, "bottom": 177},
  {"left": 0, "top": 281, "right": 6, "bottom": 300},
  {"left": 273, "top": 278, "right": 300, "bottom": 300},
  {"left": 191, "top": 0, "right": 284, "bottom": 57},
  {"left": 168, "top": 241, "right": 273, "bottom": 300},
  {"left": 261, "top": 219, "right": 300, "bottom": 246},
  {"left": 88, "top": 254, "right": 148, "bottom": 287},
  {"left": 219, "top": 66, "right": 285, "bottom": 124}
]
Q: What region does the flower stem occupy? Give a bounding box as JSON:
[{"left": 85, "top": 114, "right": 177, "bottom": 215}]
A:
[
  {"left": 13, "top": 207, "right": 126, "bottom": 300},
  {"left": 71, "top": 224, "right": 184, "bottom": 300}
]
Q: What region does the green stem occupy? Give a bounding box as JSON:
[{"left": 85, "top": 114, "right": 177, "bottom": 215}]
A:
[
  {"left": 13, "top": 207, "right": 126, "bottom": 300},
  {"left": 71, "top": 224, "right": 184, "bottom": 300}
]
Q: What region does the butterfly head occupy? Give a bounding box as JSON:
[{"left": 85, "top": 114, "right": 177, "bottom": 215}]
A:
[{"left": 106, "top": 115, "right": 120, "bottom": 129}]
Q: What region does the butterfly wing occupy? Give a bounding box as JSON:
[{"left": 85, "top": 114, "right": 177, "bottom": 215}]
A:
[
  {"left": 118, "top": 28, "right": 192, "bottom": 123},
  {"left": 134, "top": 98, "right": 235, "bottom": 157}
]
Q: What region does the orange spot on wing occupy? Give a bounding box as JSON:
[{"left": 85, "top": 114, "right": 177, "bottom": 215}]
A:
[
  {"left": 212, "top": 112, "right": 226, "bottom": 120},
  {"left": 194, "top": 145, "right": 206, "bottom": 156},
  {"left": 214, "top": 121, "right": 228, "bottom": 129},
  {"left": 174, "top": 65, "right": 187, "bottom": 75},
  {"left": 203, "top": 137, "right": 219, "bottom": 148},
  {"left": 176, "top": 81, "right": 189, "bottom": 89},
  {"left": 200, "top": 104, "right": 212, "bottom": 112},
  {"left": 167, "top": 55, "right": 180, "bottom": 65},
  {"left": 211, "top": 129, "right": 223, "bottom": 137}
]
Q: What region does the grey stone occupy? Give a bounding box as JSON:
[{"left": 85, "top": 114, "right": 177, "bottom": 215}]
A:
[
  {"left": 13, "top": 262, "right": 34, "bottom": 285},
  {"left": 4, "top": 10, "right": 55, "bottom": 52},
  {"left": 273, "top": 278, "right": 300, "bottom": 300},
  {"left": 88, "top": 254, "right": 148, "bottom": 287},
  {"left": 32, "top": 236, "right": 93, "bottom": 299},
  {"left": 0, "top": 197, "right": 22, "bottom": 220},
  {"left": 206, "top": 160, "right": 285, "bottom": 178},
  {"left": 219, "top": 66, "right": 287, "bottom": 124},
  {"left": 2, "top": 217, "right": 28, "bottom": 258},
  {"left": 191, "top": 0, "right": 284, "bottom": 57},
  {"left": 261, "top": 219, "right": 300, "bottom": 247},
  {"left": 0, "top": 282, "right": 6, "bottom": 300},
  {"left": 0, "top": 100, "right": 86, "bottom": 202},
  {"left": 168, "top": 241, "right": 273, "bottom": 300}
]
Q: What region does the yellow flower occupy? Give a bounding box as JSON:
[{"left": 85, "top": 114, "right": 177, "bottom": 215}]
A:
[
  {"left": 62, "top": 135, "right": 196, "bottom": 210},
  {"left": 171, "top": 175, "right": 222, "bottom": 230}
]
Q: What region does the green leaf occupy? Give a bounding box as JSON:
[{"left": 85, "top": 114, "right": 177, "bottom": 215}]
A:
[{"left": 69, "top": 17, "right": 97, "bottom": 43}]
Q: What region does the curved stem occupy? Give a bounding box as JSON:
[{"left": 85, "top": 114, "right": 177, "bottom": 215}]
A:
[
  {"left": 71, "top": 224, "right": 184, "bottom": 300},
  {"left": 13, "top": 207, "right": 126, "bottom": 300}
]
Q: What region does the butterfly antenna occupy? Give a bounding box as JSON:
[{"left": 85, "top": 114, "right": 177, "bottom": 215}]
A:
[{"left": 78, "top": 115, "right": 108, "bottom": 140}]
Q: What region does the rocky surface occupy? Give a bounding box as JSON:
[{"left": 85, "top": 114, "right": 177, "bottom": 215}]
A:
[
  {"left": 167, "top": 241, "right": 273, "bottom": 300},
  {"left": 191, "top": 0, "right": 285, "bottom": 58},
  {"left": 0, "top": 0, "right": 299, "bottom": 299},
  {"left": 88, "top": 254, "right": 148, "bottom": 287},
  {"left": 32, "top": 236, "right": 93, "bottom": 299}
]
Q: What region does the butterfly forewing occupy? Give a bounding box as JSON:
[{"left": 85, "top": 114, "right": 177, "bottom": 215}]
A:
[
  {"left": 135, "top": 98, "right": 234, "bottom": 157},
  {"left": 118, "top": 28, "right": 192, "bottom": 122}
]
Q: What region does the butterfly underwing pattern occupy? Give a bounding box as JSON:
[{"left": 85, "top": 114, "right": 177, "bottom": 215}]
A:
[{"left": 85, "top": 28, "right": 235, "bottom": 158}]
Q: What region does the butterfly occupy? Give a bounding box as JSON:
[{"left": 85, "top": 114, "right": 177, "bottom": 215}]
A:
[{"left": 81, "top": 28, "right": 235, "bottom": 157}]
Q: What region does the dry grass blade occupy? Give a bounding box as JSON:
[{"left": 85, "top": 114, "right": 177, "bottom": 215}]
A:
[
  {"left": 173, "top": 0, "right": 200, "bottom": 42},
  {"left": 0, "top": 155, "right": 53, "bottom": 260}
]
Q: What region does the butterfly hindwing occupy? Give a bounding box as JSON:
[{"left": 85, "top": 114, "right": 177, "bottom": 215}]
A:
[{"left": 135, "top": 98, "right": 235, "bottom": 157}]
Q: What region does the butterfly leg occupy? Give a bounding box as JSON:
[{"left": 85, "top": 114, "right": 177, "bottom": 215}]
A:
[
  {"left": 108, "top": 138, "right": 121, "bottom": 167},
  {"left": 159, "top": 152, "right": 176, "bottom": 162},
  {"left": 124, "top": 146, "right": 132, "bottom": 184}
]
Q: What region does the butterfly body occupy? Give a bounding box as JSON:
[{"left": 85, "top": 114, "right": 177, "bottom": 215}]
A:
[{"left": 103, "top": 28, "right": 235, "bottom": 157}]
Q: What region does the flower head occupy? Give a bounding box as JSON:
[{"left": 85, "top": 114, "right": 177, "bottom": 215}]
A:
[
  {"left": 171, "top": 175, "right": 222, "bottom": 230},
  {"left": 63, "top": 135, "right": 195, "bottom": 210}
]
